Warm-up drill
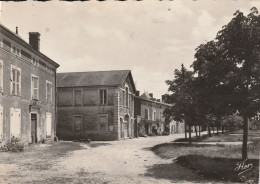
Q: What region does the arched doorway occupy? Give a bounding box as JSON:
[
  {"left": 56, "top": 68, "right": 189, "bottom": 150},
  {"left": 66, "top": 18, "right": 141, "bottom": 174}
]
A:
[{"left": 124, "top": 114, "right": 129, "bottom": 138}]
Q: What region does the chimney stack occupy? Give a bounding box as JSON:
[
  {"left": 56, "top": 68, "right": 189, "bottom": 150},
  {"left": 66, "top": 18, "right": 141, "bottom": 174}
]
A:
[
  {"left": 29, "top": 32, "right": 41, "bottom": 51},
  {"left": 136, "top": 91, "right": 140, "bottom": 96},
  {"left": 149, "top": 93, "right": 153, "bottom": 98},
  {"left": 162, "top": 95, "right": 165, "bottom": 102},
  {"left": 16, "top": 27, "right": 18, "bottom": 34}
]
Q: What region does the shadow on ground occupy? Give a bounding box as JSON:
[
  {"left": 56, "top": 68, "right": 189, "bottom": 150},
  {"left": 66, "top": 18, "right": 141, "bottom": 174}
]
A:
[
  {"left": 145, "top": 162, "right": 209, "bottom": 183},
  {"left": 87, "top": 143, "right": 112, "bottom": 148}
]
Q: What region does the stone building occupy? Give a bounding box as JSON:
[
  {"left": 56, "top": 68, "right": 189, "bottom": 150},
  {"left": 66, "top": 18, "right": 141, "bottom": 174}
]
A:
[
  {"left": 56, "top": 70, "right": 136, "bottom": 141},
  {"left": 134, "top": 92, "right": 171, "bottom": 136},
  {"left": 0, "top": 24, "right": 59, "bottom": 143}
]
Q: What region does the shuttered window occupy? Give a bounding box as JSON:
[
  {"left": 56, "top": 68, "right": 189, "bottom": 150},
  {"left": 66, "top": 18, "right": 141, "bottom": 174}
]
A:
[
  {"left": 11, "top": 65, "right": 21, "bottom": 96},
  {"left": 31, "top": 75, "right": 39, "bottom": 100},
  {"left": 46, "top": 81, "right": 52, "bottom": 103},
  {"left": 0, "top": 60, "right": 3, "bottom": 92}
]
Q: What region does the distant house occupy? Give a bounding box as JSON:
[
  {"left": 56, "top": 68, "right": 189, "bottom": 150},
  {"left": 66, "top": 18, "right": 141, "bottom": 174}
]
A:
[
  {"left": 57, "top": 70, "right": 136, "bottom": 141},
  {"left": 168, "top": 119, "right": 185, "bottom": 134},
  {"left": 0, "top": 24, "right": 59, "bottom": 143},
  {"left": 134, "top": 92, "right": 171, "bottom": 136}
]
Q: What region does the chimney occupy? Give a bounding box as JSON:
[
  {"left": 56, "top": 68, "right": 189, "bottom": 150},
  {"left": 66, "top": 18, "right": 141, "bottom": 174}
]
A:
[
  {"left": 16, "top": 27, "right": 18, "bottom": 34},
  {"left": 149, "top": 93, "right": 153, "bottom": 98},
  {"left": 162, "top": 95, "right": 165, "bottom": 102},
  {"left": 29, "top": 32, "right": 41, "bottom": 51},
  {"left": 136, "top": 91, "right": 140, "bottom": 96}
]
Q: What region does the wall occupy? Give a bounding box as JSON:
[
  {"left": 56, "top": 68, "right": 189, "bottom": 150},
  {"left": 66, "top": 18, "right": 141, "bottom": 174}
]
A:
[
  {"left": 0, "top": 34, "right": 57, "bottom": 143},
  {"left": 57, "top": 86, "right": 118, "bottom": 141},
  {"left": 57, "top": 79, "right": 136, "bottom": 141}
]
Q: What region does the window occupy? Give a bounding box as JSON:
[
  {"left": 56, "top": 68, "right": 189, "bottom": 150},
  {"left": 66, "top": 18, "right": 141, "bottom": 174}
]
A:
[
  {"left": 11, "top": 45, "right": 21, "bottom": 57},
  {"left": 11, "top": 65, "right": 21, "bottom": 96},
  {"left": 74, "top": 90, "right": 82, "bottom": 106},
  {"left": 123, "top": 91, "right": 125, "bottom": 106},
  {"left": 10, "top": 108, "right": 21, "bottom": 138},
  {"left": 145, "top": 108, "right": 149, "bottom": 120},
  {"left": 153, "top": 110, "right": 156, "bottom": 121},
  {"left": 126, "top": 87, "right": 129, "bottom": 107},
  {"left": 31, "top": 75, "right": 39, "bottom": 100},
  {"left": 99, "top": 89, "right": 107, "bottom": 105},
  {"left": 0, "top": 39, "right": 3, "bottom": 48},
  {"left": 98, "top": 114, "right": 108, "bottom": 132},
  {"left": 73, "top": 115, "right": 83, "bottom": 132},
  {"left": 0, "top": 60, "right": 3, "bottom": 92},
  {"left": 46, "top": 81, "right": 52, "bottom": 103},
  {"left": 32, "top": 57, "right": 39, "bottom": 66},
  {"left": 46, "top": 113, "right": 52, "bottom": 138}
]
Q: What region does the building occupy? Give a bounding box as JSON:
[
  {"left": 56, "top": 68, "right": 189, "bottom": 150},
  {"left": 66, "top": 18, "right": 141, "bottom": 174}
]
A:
[
  {"left": 168, "top": 120, "right": 185, "bottom": 134},
  {"left": 0, "top": 24, "right": 60, "bottom": 143},
  {"left": 134, "top": 92, "right": 171, "bottom": 136},
  {"left": 56, "top": 70, "right": 136, "bottom": 141}
]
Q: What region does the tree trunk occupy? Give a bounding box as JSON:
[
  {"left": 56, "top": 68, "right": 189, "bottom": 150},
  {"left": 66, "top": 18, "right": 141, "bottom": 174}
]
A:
[
  {"left": 217, "top": 126, "right": 219, "bottom": 135},
  {"left": 199, "top": 126, "right": 201, "bottom": 138},
  {"left": 242, "top": 116, "right": 248, "bottom": 160},
  {"left": 208, "top": 126, "right": 212, "bottom": 137},
  {"left": 222, "top": 126, "right": 224, "bottom": 134},
  {"left": 195, "top": 126, "right": 198, "bottom": 138},
  {"left": 189, "top": 125, "right": 192, "bottom": 144},
  {"left": 213, "top": 127, "right": 215, "bottom": 134},
  {"left": 184, "top": 122, "right": 187, "bottom": 139}
]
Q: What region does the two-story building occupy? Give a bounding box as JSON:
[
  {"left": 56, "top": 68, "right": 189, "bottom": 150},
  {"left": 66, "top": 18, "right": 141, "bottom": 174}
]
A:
[
  {"left": 0, "top": 24, "right": 60, "bottom": 143},
  {"left": 56, "top": 70, "right": 136, "bottom": 141},
  {"left": 134, "top": 92, "right": 172, "bottom": 136}
]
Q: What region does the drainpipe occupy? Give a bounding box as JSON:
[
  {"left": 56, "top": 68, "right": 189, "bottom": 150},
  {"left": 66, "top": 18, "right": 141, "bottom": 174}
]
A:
[{"left": 54, "top": 68, "right": 57, "bottom": 141}]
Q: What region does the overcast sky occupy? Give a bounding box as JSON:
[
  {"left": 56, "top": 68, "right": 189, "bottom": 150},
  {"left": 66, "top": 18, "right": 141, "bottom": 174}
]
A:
[{"left": 1, "top": 0, "right": 259, "bottom": 99}]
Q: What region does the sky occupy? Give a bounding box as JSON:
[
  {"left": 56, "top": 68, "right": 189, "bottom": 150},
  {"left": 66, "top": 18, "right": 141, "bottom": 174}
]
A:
[{"left": 0, "top": 0, "right": 259, "bottom": 99}]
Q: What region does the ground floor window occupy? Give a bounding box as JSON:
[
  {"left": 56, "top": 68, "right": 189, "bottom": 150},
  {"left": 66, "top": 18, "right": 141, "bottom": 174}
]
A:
[
  {"left": 0, "top": 106, "right": 3, "bottom": 140},
  {"left": 98, "top": 114, "right": 108, "bottom": 132},
  {"left": 10, "top": 108, "right": 21, "bottom": 138},
  {"left": 46, "top": 113, "right": 52, "bottom": 138},
  {"left": 73, "top": 115, "right": 83, "bottom": 132}
]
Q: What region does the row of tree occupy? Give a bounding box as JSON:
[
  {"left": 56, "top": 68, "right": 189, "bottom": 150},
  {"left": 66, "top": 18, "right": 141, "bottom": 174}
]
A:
[{"left": 164, "top": 8, "right": 260, "bottom": 159}]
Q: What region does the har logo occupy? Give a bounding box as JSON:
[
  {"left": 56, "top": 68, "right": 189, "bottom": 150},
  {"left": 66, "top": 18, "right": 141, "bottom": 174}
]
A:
[{"left": 234, "top": 159, "right": 253, "bottom": 175}]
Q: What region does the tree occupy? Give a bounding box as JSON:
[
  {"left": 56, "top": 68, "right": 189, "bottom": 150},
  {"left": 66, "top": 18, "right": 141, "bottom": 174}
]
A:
[
  {"left": 164, "top": 64, "right": 195, "bottom": 144},
  {"left": 192, "top": 7, "right": 260, "bottom": 159},
  {"left": 215, "top": 8, "right": 260, "bottom": 159}
]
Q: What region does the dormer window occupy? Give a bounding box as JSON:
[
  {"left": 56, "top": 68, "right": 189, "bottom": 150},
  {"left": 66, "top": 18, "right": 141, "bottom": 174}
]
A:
[{"left": 11, "top": 45, "right": 21, "bottom": 57}]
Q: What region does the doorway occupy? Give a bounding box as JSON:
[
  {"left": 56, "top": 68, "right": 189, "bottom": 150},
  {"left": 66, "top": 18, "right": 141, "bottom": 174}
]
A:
[{"left": 31, "top": 113, "right": 37, "bottom": 143}]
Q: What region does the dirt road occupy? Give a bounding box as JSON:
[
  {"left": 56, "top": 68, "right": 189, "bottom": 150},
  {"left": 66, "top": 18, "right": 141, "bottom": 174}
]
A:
[{"left": 0, "top": 133, "right": 220, "bottom": 184}]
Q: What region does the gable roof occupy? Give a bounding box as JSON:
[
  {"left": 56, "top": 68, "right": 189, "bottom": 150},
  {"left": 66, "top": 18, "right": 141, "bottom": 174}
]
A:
[
  {"left": 57, "top": 70, "right": 136, "bottom": 92},
  {"left": 140, "top": 92, "right": 152, "bottom": 99}
]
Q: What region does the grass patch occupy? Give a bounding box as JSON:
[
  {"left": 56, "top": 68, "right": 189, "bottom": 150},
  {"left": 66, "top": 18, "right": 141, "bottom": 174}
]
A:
[
  {"left": 151, "top": 130, "right": 260, "bottom": 183},
  {"left": 176, "top": 155, "right": 259, "bottom": 183}
]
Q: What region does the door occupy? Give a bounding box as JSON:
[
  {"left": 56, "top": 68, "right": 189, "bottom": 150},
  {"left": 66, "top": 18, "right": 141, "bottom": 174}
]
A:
[
  {"left": 46, "top": 113, "right": 52, "bottom": 138},
  {"left": 0, "top": 106, "right": 3, "bottom": 140},
  {"left": 10, "top": 108, "right": 21, "bottom": 138},
  {"left": 31, "top": 113, "right": 37, "bottom": 143}
]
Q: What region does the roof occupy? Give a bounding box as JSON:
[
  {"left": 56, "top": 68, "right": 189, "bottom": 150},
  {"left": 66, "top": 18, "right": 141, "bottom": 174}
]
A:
[
  {"left": 0, "top": 24, "right": 59, "bottom": 68},
  {"left": 141, "top": 92, "right": 152, "bottom": 99},
  {"left": 135, "top": 95, "right": 172, "bottom": 107},
  {"left": 57, "top": 70, "right": 136, "bottom": 91}
]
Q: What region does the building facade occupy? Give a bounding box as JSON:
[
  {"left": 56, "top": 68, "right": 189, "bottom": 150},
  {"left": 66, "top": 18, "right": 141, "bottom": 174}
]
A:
[
  {"left": 0, "top": 24, "right": 59, "bottom": 143},
  {"left": 57, "top": 70, "right": 136, "bottom": 141},
  {"left": 134, "top": 92, "right": 171, "bottom": 136}
]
